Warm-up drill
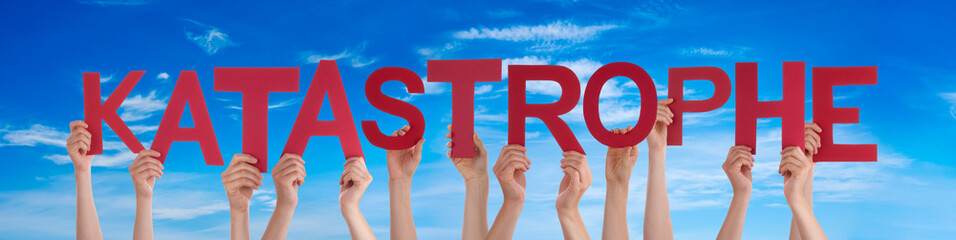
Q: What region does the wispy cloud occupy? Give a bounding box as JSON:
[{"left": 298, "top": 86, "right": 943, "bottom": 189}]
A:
[
  {"left": 156, "top": 72, "right": 170, "bottom": 81},
  {"left": 0, "top": 124, "right": 69, "bottom": 147},
  {"left": 182, "top": 19, "right": 238, "bottom": 56},
  {"left": 417, "top": 41, "right": 462, "bottom": 59},
  {"left": 453, "top": 20, "right": 619, "bottom": 51},
  {"left": 487, "top": 9, "right": 522, "bottom": 18},
  {"left": 300, "top": 42, "right": 378, "bottom": 68},
  {"left": 680, "top": 46, "right": 750, "bottom": 58},
  {"left": 154, "top": 201, "right": 230, "bottom": 220},
  {"left": 226, "top": 98, "right": 300, "bottom": 110},
  {"left": 119, "top": 90, "right": 168, "bottom": 122},
  {"left": 939, "top": 92, "right": 956, "bottom": 119},
  {"left": 630, "top": 0, "right": 686, "bottom": 29},
  {"left": 78, "top": 0, "right": 151, "bottom": 6}
]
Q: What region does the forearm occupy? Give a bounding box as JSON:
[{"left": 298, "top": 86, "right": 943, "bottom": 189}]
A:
[
  {"left": 75, "top": 168, "right": 103, "bottom": 240},
  {"left": 602, "top": 182, "right": 629, "bottom": 240},
  {"left": 557, "top": 207, "right": 590, "bottom": 240},
  {"left": 342, "top": 204, "right": 377, "bottom": 240},
  {"left": 389, "top": 178, "right": 416, "bottom": 240},
  {"left": 230, "top": 208, "right": 251, "bottom": 240},
  {"left": 644, "top": 149, "right": 673, "bottom": 240},
  {"left": 463, "top": 177, "right": 489, "bottom": 240},
  {"left": 789, "top": 197, "right": 826, "bottom": 240},
  {"left": 487, "top": 199, "right": 523, "bottom": 240},
  {"left": 717, "top": 191, "right": 750, "bottom": 240},
  {"left": 791, "top": 159, "right": 815, "bottom": 240},
  {"left": 132, "top": 196, "right": 154, "bottom": 240},
  {"left": 261, "top": 203, "right": 297, "bottom": 240}
]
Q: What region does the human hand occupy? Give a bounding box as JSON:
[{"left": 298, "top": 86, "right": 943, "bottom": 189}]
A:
[
  {"left": 780, "top": 146, "right": 811, "bottom": 204},
  {"left": 646, "top": 98, "right": 674, "bottom": 150},
  {"left": 340, "top": 157, "right": 372, "bottom": 208},
  {"left": 222, "top": 154, "right": 263, "bottom": 210},
  {"left": 386, "top": 125, "right": 424, "bottom": 181},
  {"left": 556, "top": 151, "right": 591, "bottom": 212},
  {"left": 606, "top": 127, "right": 638, "bottom": 185},
  {"left": 804, "top": 122, "right": 822, "bottom": 157},
  {"left": 722, "top": 145, "right": 754, "bottom": 193},
  {"left": 129, "top": 149, "right": 163, "bottom": 198},
  {"left": 67, "top": 120, "right": 94, "bottom": 170},
  {"left": 273, "top": 153, "right": 306, "bottom": 208},
  {"left": 446, "top": 124, "right": 488, "bottom": 182},
  {"left": 493, "top": 145, "right": 530, "bottom": 202}
]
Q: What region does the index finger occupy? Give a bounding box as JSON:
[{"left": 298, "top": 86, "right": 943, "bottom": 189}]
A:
[{"left": 70, "top": 121, "right": 88, "bottom": 131}]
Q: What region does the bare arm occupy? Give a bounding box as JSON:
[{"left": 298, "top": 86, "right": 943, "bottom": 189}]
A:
[
  {"left": 262, "top": 154, "right": 306, "bottom": 240},
  {"left": 790, "top": 123, "right": 822, "bottom": 240},
  {"left": 446, "top": 125, "right": 490, "bottom": 240},
  {"left": 781, "top": 147, "right": 826, "bottom": 240},
  {"left": 387, "top": 126, "right": 423, "bottom": 240},
  {"left": 340, "top": 157, "right": 376, "bottom": 240},
  {"left": 68, "top": 121, "right": 102, "bottom": 240},
  {"left": 645, "top": 99, "right": 674, "bottom": 240},
  {"left": 716, "top": 146, "right": 754, "bottom": 240},
  {"left": 223, "top": 154, "right": 264, "bottom": 240},
  {"left": 602, "top": 127, "right": 639, "bottom": 240},
  {"left": 487, "top": 145, "right": 530, "bottom": 240},
  {"left": 557, "top": 151, "right": 592, "bottom": 240},
  {"left": 130, "top": 150, "right": 163, "bottom": 240}
]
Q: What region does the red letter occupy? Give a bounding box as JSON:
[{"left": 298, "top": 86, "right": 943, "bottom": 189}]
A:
[
  {"left": 427, "top": 59, "right": 501, "bottom": 158},
  {"left": 150, "top": 71, "right": 223, "bottom": 165},
  {"left": 361, "top": 67, "right": 426, "bottom": 150},
  {"left": 735, "top": 62, "right": 805, "bottom": 154},
  {"left": 83, "top": 71, "right": 145, "bottom": 154},
  {"left": 283, "top": 61, "right": 363, "bottom": 161},
  {"left": 812, "top": 67, "right": 878, "bottom": 162},
  {"left": 583, "top": 62, "right": 657, "bottom": 147},
  {"left": 215, "top": 67, "right": 299, "bottom": 172},
  {"left": 508, "top": 65, "right": 584, "bottom": 154},
  {"left": 667, "top": 67, "right": 732, "bottom": 145}
]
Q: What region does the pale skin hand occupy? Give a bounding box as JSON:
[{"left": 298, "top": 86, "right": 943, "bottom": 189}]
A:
[
  {"left": 557, "top": 151, "right": 592, "bottom": 240},
  {"left": 130, "top": 149, "right": 163, "bottom": 240},
  {"left": 780, "top": 146, "right": 827, "bottom": 240},
  {"left": 487, "top": 145, "right": 530, "bottom": 240},
  {"left": 262, "top": 153, "right": 306, "bottom": 240},
  {"left": 68, "top": 120, "right": 103, "bottom": 240},
  {"left": 716, "top": 145, "right": 754, "bottom": 240},
  {"left": 386, "top": 125, "right": 424, "bottom": 240},
  {"left": 602, "top": 127, "right": 639, "bottom": 240},
  {"left": 445, "top": 124, "right": 489, "bottom": 240},
  {"left": 790, "top": 122, "right": 823, "bottom": 240},
  {"left": 340, "top": 157, "right": 376, "bottom": 240},
  {"left": 222, "top": 154, "right": 264, "bottom": 240},
  {"left": 645, "top": 99, "right": 674, "bottom": 240}
]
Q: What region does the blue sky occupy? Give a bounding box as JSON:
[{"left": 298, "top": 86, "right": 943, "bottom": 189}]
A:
[{"left": 1, "top": 0, "right": 955, "bottom": 239}]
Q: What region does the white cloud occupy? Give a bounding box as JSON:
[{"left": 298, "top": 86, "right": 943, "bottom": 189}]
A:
[
  {"left": 99, "top": 74, "right": 114, "bottom": 83},
  {"left": 417, "top": 42, "right": 462, "bottom": 59},
  {"left": 487, "top": 9, "right": 522, "bottom": 18},
  {"left": 0, "top": 124, "right": 68, "bottom": 147},
  {"left": 156, "top": 72, "right": 169, "bottom": 81},
  {"left": 474, "top": 85, "right": 494, "bottom": 95},
  {"left": 557, "top": 58, "right": 603, "bottom": 80},
  {"left": 183, "top": 19, "right": 238, "bottom": 56},
  {"left": 226, "top": 98, "right": 300, "bottom": 110},
  {"left": 119, "top": 90, "right": 168, "bottom": 122},
  {"left": 453, "top": 20, "right": 618, "bottom": 43},
  {"left": 939, "top": 92, "right": 956, "bottom": 119},
  {"left": 501, "top": 56, "right": 551, "bottom": 80},
  {"left": 301, "top": 42, "right": 378, "bottom": 68},
  {"left": 128, "top": 125, "right": 159, "bottom": 134},
  {"left": 680, "top": 46, "right": 749, "bottom": 58},
  {"left": 630, "top": 0, "right": 685, "bottom": 29}
]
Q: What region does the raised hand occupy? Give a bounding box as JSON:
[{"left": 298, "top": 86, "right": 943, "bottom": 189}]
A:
[
  {"left": 646, "top": 98, "right": 674, "bottom": 150},
  {"left": 129, "top": 150, "right": 163, "bottom": 198},
  {"left": 723, "top": 145, "right": 754, "bottom": 192},
  {"left": 339, "top": 157, "right": 376, "bottom": 240},
  {"left": 130, "top": 149, "right": 162, "bottom": 240},
  {"left": 340, "top": 157, "right": 372, "bottom": 208},
  {"left": 222, "top": 154, "right": 263, "bottom": 210},
  {"left": 386, "top": 125, "right": 424, "bottom": 181},
  {"left": 446, "top": 124, "right": 489, "bottom": 182},
  {"left": 67, "top": 120, "right": 94, "bottom": 170},
  {"left": 487, "top": 144, "right": 530, "bottom": 240},
  {"left": 557, "top": 151, "right": 591, "bottom": 239},
  {"left": 804, "top": 122, "right": 822, "bottom": 156},
  {"left": 780, "top": 145, "right": 827, "bottom": 239},
  {"left": 602, "top": 128, "right": 638, "bottom": 240},
  {"left": 605, "top": 127, "right": 639, "bottom": 184},
  {"left": 68, "top": 120, "right": 102, "bottom": 240},
  {"left": 273, "top": 153, "right": 306, "bottom": 208},
  {"left": 445, "top": 124, "right": 490, "bottom": 240},
  {"left": 717, "top": 145, "right": 754, "bottom": 240}
]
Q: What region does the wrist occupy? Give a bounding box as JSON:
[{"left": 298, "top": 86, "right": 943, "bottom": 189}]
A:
[
  {"left": 648, "top": 142, "right": 667, "bottom": 152},
  {"left": 230, "top": 205, "right": 249, "bottom": 215},
  {"left": 464, "top": 174, "right": 489, "bottom": 184}
]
